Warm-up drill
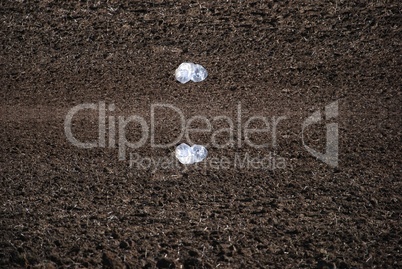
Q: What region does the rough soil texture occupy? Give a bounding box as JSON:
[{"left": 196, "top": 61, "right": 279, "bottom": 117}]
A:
[{"left": 1, "top": 0, "right": 401, "bottom": 268}]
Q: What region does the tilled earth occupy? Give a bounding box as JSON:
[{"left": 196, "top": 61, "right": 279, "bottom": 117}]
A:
[{"left": 1, "top": 1, "right": 401, "bottom": 268}]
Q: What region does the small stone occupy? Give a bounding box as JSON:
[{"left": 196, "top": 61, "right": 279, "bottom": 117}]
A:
[
  {"left": 191, "top": 64, "right": 208, "bottom": 82},
  {"left": 175, "top": 62, "right": 194, "bottom": 84},
  {"left": 175, "top": 62, "right": 207, "bottom": 83}
]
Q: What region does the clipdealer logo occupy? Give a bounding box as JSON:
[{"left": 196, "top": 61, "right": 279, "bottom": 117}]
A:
[
  {"left": 64, "top": 101, "right": 339, "bottom": 168},
  {"left": 302, "top": 101, "right": 339, "bottom": 168}
]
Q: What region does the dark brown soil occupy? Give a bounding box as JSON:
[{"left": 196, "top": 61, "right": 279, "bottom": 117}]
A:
[{"left": 1, "top": 1, "right": 401, "bottom": 268}]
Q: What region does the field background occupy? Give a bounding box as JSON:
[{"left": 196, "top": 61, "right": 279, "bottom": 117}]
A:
[{"left": 1, "top": 0, "right": 401, "bottom": 268}]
